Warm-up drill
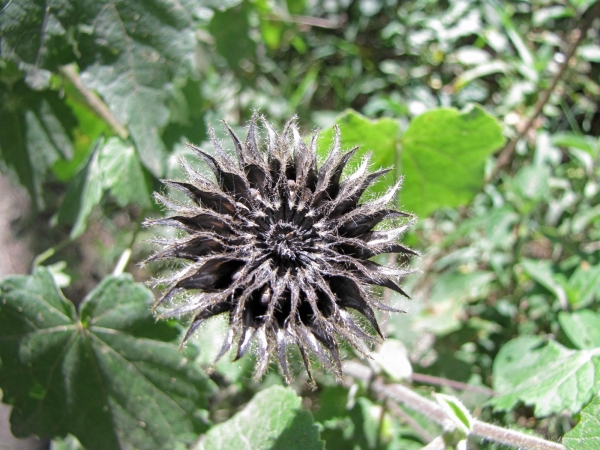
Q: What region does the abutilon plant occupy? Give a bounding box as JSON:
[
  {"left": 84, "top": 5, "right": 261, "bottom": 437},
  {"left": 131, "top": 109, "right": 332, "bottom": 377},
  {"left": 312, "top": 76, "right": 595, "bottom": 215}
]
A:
[{"left": 146, "top": 115, "right": 417, "bottom": 384}]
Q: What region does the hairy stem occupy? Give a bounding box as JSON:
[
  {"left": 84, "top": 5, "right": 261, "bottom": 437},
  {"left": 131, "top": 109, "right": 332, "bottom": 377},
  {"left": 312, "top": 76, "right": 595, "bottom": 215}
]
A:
[
  {"left": 343, "top": 361, "right": 565, "bottom": 450},
  {"left": 59, "top": 64, "right": 129, "bottom": 140},
  {"left": 490, "top": 2, "right": 600, "bottom": 180}
]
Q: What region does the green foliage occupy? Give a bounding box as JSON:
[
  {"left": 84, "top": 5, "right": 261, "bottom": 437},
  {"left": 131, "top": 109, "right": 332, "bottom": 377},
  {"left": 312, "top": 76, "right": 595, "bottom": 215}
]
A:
[
  {"left": 317, "top": 109, "right": 399, "bottom": 195},
  {"left": 491, "top": 311, "right": 600, "bottom": 417},
  {"left": 400, "top": 106, "right": 505, "bottom": 218},
  {"left": 1, "top": 0, "right": 600, "bottom": 448},
  {"left": 0, "top": 268, "right": 214, "bottom": 449},
  {"left": 564, "top": 391, "right": 600, "bottom": 450},
  {"left": 195, "top": 385, "right": 323, "bottom": 450},
  {"left": 0, "top": 78, "right": 77, "bottom": 208}
]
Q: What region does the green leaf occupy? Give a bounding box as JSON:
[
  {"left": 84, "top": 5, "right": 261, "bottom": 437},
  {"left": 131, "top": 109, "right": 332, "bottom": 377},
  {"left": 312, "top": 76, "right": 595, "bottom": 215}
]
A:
[
  {"left": 196, "top": 385, "right": 323, "bottom": 450},
  {"left": 559, "top": 310, "right": 600, "bottom": 350},
  {"left": 372, "top": 339, "right": 413, "bottom": 381},
  {"left": 1, "top": 0, "right": 203, "bottom": 177},
  {"left": 400, "top": 105, "right": 505, "bottom": 218},
  {"left": 410, "top": 271, "right": 494, "bottom": 336},
  {"left": 98, "top": 137, "right": 152, "bottom": 209},
  {"left": 564, "top": 390, "right": 600, "bottom": 450},
  {"left": 0, "top": 268, "right": 213, "bottom": 450},
  {"left": 435, "top": 394, "right": 473, "bottom": 434},
  {"left": 208, "top": 2, "right": 256, "bottom": 71},
  {"left": 567, "top": 263, "right": 600, "bottom": 309},
  {"left": 490, "top": 336, "right": 600, "bottom": 416},
  {"left": 520, "top": 258, "right": 568, "bottom": 308},
  {"left": 0, "top": 77, "right": 77, "bottom": 208},
  {"left": 55, "top": 143, "right": 104, "bottom": 239},
  {"left": 56, "top": 136, "right": 153, "bottom": 237},
  {"left": 317, "top": 109, "right": 399, "bottom": 196}
]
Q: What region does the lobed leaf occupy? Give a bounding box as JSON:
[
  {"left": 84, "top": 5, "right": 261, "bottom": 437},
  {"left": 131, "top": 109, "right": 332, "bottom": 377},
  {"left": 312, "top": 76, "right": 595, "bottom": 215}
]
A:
[
  {"left": 1, "top": 0, "right": 202, "bottom": 177},
  {"left": 0, "top": 268, "right": 214, "bottom": 450},
  {"left": 491, "top": 321, "right": 600, "bottom": 417}
]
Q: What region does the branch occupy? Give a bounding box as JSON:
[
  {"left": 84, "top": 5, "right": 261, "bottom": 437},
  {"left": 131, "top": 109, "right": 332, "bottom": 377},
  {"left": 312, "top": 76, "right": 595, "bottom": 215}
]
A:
[
  {"left": 263, "top": 13, "right": 343, "bottom": 29},
  {"left": 410, "top": 372, "right": 496, "bottom": 397},
  {"left": 59, "top": 64, "right": 129, "bottom": 140},
  {"left": 343, "top": 361, "right": 565, "bottom": 450},
  {"left": 489, "top": 3, "right": 600, "bottom": 180}
]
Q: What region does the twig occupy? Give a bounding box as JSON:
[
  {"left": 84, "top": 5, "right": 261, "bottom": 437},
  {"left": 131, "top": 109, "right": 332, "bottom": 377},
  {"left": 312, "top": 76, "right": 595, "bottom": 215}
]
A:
[
  {"left": 263, "top": 13, "right": 343, "bottom": 29},
  {"left": 59, "top": 64, "right": 129, "bottom": 140},
  {"left": 489, "top": 3, "right": 600, "bottom": 180},
  {"left": 343, "top": 361, "right": 565, "bottom": 450},
  {"left": 410, "top": 372, "right": 496, "bottom": 397}
]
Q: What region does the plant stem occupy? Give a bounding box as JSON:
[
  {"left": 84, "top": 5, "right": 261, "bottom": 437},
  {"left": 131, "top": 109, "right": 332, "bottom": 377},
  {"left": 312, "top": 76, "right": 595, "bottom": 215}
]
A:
[
  {"left": 490, "top": 2, "right": 600, "bottom": 180},
  {"left": 30, "top": 237, "right": 71, "bottom": 271},
  {"left": 263, "top": 13, "right": 343, "bottom": 29},
  {"left": 112, "top": 212, "right": 145, "bottom": 276},
  {"left": 410, "top": 372, "right": 496, "bottom": 397},
  {"left": 59, "top": 64, "right": 129, "bottom": 140},
  {"left": 343, "top": 361, "right": 565, "bottom": 450}
]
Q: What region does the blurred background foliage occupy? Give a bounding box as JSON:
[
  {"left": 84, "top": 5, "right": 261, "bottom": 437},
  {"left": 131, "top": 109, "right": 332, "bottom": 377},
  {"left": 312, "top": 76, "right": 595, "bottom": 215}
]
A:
[{"left": 1, "top": 0, "right": 600, "bottom": 449}]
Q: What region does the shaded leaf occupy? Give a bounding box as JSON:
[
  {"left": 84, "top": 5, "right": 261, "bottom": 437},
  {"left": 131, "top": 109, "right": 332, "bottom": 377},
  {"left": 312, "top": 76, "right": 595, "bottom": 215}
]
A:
[
  {"left": 208, "top": 2, "right": 256, "bottom": 71},
  {"left": 1, "top": 0, "right": 202, "bottom": 177},
  {"left": 0, "top": 77, "right": 77, "bottom": 208},
  {"left": 55, "top": 142, "right": 104, "bottom": 239},
  {"left": 196, "top": 385, "right": 323, "bottom": 450},
  {"left": 98, "top": 137, "right": 152, "bottom": 209},
  {"left": 0, "top": 268, "right": 213, "bottom": 450},
  {"left": 400, "top": 105, "right": 504, "bottom": 218}
]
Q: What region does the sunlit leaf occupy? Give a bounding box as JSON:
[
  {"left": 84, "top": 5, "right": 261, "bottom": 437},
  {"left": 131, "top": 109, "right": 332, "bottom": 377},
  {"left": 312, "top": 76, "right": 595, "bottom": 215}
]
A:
[
  {"left": 491, "top": 336, "right": 600, "bottom": 416},
  {"left": 317, "top": 109, "right": 399, "bottom": 196},
  {"left": 400, "top": 105, "right": 504, "bottom": 218},
  {"left": 564, "top": 390, "right": 600, "bottom": 450},
  {"left": 559, "top": 310, "right": 600, "bottom": 350},
  {"left": 195, "top": 385, "right": 323, "bottom": 450}
]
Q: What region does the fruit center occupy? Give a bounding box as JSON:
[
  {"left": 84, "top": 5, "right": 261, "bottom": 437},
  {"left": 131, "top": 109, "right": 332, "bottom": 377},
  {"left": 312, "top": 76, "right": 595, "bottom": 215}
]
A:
[{"left": 264, "top": 222, "right": 303, "bottom": 264}]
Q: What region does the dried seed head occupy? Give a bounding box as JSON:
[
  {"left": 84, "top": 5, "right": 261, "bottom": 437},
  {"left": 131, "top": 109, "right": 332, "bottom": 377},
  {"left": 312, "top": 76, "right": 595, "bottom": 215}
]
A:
[{"left": 146, "top": 114, "right": 417, "bottom": 384}]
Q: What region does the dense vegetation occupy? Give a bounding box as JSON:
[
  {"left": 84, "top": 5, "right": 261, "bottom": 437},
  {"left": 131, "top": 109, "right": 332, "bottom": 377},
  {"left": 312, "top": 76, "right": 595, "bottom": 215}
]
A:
[{"left": 1, "top": 0, "right": 599, "bottom": 449}]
